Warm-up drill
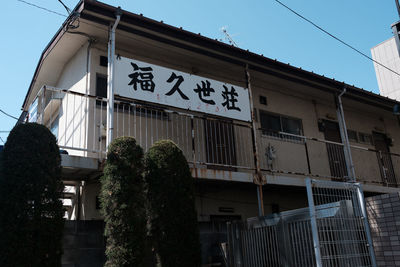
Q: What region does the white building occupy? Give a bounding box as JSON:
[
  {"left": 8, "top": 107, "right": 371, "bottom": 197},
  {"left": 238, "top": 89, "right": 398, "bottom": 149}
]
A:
[
  {"left": 371, "top": 19, "right": 400, "bottom": 100},
  {"left": 20, "top": 1, "right": 400, "bottom": 265}
]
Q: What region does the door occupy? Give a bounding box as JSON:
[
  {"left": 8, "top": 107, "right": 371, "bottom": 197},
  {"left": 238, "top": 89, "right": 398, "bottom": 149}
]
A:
[
  {"left": 323, "top": 120, "right": 348, "bottom": 179},
  {"left": 204, "top": 119, "right": 237, "bottom": 170},
  {"left": 373, "top": 132, "right": 396, "bottom": 186}
]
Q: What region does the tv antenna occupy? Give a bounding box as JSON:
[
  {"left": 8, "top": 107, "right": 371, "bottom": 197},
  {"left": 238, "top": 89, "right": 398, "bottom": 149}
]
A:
[{"left": 221, "top": 26, "right": 238, "bottom": 47}]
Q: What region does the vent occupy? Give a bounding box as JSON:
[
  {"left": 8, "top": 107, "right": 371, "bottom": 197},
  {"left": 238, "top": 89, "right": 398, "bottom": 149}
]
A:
[
  {"left": 100, "top": 56, "right": 108, "bottom": 67},
  {"left": 259, "top": 95, "right": 267, "bottom": 105}
]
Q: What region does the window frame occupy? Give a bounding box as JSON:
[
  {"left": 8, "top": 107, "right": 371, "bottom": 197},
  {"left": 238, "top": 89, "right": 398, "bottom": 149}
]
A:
[
  {"left": 358, "top": 132, "right": 373, "bottom": 145},
  {"left": 95, "top": 73, "right": 108, "bottom": 99},
  {"left": 347, "top": 129, "right": 358, "bottom": 143},
  {"left": 259, "top": 110, "right": 304, "bottom": 137}
]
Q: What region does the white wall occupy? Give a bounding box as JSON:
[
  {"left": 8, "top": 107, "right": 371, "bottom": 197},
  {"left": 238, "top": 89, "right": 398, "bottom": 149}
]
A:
[
  {"left": 371, "top": 38, "right": 400, "bottom": 100},
  {"left": 55, "top": 44, "right": 91, "bottom": 156}
]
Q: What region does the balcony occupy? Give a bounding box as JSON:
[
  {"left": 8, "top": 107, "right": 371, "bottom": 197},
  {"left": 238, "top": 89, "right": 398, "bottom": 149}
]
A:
[
  {"left": 30, "top": 86, "right": 399, "bottom": 188},
  {"left": 259, "top": 130, "right": 399, "bottom": 187}
]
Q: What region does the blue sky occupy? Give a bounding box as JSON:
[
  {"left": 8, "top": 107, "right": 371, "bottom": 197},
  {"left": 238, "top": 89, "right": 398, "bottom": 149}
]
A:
[{"left": 0, "top": 0, "right": 398, "bottom": 142}]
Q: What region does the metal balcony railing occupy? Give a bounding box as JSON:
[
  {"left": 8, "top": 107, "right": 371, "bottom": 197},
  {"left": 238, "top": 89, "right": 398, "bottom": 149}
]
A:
[
  {"left": 259, "top": 130, "right": 400, "bottom": 187},
  {"left": 31, "top": 86, "right": 255, "bottom": 170},
  {"left": 29, "top": 86, "right": 400, "bottom": 187}
]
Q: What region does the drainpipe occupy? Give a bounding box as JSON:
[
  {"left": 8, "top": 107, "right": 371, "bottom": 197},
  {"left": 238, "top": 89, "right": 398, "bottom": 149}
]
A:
[
  {"left": 106, "top": 7, "right": 122, "bottom": 150},
  {"left": 336, "top": 88, "right": 356, "bottom": 181},
  {"left": 245, "top": 64, "right": 265, "bottom": 216}
]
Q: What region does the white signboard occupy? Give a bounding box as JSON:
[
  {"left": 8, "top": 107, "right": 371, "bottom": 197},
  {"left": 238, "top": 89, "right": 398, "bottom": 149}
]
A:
[{"left": 114, "top": 56, "right": 251, "bottom": 121}]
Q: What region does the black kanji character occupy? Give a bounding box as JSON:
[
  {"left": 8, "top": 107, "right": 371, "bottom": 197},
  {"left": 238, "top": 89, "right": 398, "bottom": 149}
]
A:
[
  {"left": 165, "top": 72, "right": 189, "bottom": 100},
  {"left": 221, "top": 85, "right": 241, "bottom": 111},
  {"left": 128, "top": 62, "right": 155, "bottom": 92},
  {"left": 193, "top": 80, "right": 215, "bottom": 105}
]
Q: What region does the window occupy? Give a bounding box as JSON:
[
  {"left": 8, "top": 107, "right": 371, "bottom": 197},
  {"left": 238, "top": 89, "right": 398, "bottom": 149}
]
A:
[
  {"left": 100, "top": 56, "right": 108, "bottom": 67},
  {"left": 96, "top": 75, "right": 107, "bottom": 98},
  {"left": 358, "top": 132, "right": 373, "bottom": 145},
  {"left": 259, "top": 95, "right": 267, "bottom": 105},
  {"left": 347, "top": 130, "right": 358, "bottom": 142},
  {"left": 260, "top": 111, "right": 303, "bottom": 136}
]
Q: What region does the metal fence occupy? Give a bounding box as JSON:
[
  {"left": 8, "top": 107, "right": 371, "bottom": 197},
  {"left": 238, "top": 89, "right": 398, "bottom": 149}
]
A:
[
  {"left": 32, "top": 86, "right": 255, "bottom": 169},
  {"left": 259, "top": 130, "right": 400, "bottom": 187},
  {"left": 30, "top": 86, "right": 400, "bottom": 186},
  {"left": 226, "top": 179, "right": 377, "bottom": 267}
]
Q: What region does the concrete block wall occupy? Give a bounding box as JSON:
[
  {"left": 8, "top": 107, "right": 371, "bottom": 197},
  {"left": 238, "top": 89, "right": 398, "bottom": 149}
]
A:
[{"left": 366, "top": 192, "right": 400, "bottom": 267}]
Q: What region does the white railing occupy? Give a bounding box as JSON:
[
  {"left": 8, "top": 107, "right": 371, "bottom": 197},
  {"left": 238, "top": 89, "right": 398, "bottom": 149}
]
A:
[
  {"left": 31, "top": 86, "right": 255, "bottom": 170},
  {"left": 29, "top": 86, "right": 400, "bottom": 186},
  {"left": 259, "top": 130, "right": 400, "bottom": 187}
]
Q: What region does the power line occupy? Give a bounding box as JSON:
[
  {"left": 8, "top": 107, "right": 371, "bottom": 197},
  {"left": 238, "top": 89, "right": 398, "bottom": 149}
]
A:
[
  {"left": 16, "top": 0, "right": 67, "bottom": 17},
  {"left": 273, "top": 0, "right": 400, "bottom": 78},
  {"left": 17, "top": 0, "right": 400, "bottom": 83},
  {"left": 57, "top": 0, "right": 71, "bottom": 15},
  {"left": 0, "top": 109, "right": 20, "bottom": 121}
]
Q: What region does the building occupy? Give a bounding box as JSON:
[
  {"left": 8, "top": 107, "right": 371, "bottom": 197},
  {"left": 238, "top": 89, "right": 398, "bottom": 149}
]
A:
[
  {"left": 371, "top": 2, "right": 400, "bottom": 100},
  {"left": 371, "top": 33, "right": 400, "bottom": 100},
  {"left": 22, "top": 0, "right": 400, "bottom": 265}
]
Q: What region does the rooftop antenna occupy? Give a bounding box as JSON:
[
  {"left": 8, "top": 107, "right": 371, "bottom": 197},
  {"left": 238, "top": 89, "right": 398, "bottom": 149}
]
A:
[
  {"left": 221, "top": 26, "right": 238, "bottom": 47},
  {"left": 396, "top": 0, "right": 400, "bottom": 18}
]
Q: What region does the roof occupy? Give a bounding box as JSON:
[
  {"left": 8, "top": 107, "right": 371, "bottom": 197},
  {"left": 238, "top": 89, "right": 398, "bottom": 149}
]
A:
[{"left": 23, "top": 0, "right": 400, "bottom": 112}]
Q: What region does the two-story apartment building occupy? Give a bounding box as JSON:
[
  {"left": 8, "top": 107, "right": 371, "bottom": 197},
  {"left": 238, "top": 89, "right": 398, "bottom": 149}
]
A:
[{"left": 21, "top": 0, "right": 400, "bottom": 264}]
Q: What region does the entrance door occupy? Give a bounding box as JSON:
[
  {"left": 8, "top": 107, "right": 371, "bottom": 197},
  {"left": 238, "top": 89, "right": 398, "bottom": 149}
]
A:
[
  {"left": 323, "top": 120, "right": 348, "bottom": 179},
  {"left": 205, "top": 119, "right": 237, "bottom": 169},
  {"left": 373, "top": 132, "right": 396, "bottom": 186}
]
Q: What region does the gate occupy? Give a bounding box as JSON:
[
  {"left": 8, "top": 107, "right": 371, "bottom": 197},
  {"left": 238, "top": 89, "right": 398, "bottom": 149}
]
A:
[{"left": 226, "top": 179, "right": 377, "bottom": 267}]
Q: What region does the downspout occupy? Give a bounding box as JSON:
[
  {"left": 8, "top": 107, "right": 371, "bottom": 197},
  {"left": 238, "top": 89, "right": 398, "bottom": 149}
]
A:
[
  {"left": 336, "top": 88, "right": 356, "bottom": 181},
  {"left": 106, "top": 7, "right": 122, "bottom": 150},
  {"left": 245, "top": 64, "right": 265, "bottom": 216}
]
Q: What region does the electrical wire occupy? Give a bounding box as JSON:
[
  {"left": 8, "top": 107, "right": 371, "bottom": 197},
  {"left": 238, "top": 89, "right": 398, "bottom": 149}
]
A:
[
  {"left": 16, "top": 0, "right": 400, "bottom": 85},
  {"left": 273, "top": 0, "right": 400, "bottom": 78},
  {"left": 16, "top": 0, "right": 67, "bottom": 17},
  {"left": 57, "top": 0, "right": 71, "bottom": 15},
  {"left": 0, "top": 109, "right": 20, "bottom": 121},
  {"left": 0, "top": 137, "right": 4, "bottom": 144}
]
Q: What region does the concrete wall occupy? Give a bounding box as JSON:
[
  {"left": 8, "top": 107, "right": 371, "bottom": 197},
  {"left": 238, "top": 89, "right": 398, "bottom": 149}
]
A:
[
  {"left": 366, "top": 192, "right": 400, "bottom": 266},
  {"left": 81, "top": 179, "right": 308, "bottom": 222}
]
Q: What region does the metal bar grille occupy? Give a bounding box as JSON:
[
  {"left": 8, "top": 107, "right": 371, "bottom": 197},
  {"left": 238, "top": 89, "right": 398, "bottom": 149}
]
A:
[
  {"left": 308, "top": 179, "right": 377, "bottom": 267},
  {"left": 226, "top": 180, "right": 377, "bottom": 267}
]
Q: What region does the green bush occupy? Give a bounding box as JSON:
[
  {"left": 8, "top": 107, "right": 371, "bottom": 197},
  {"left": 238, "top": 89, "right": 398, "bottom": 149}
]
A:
[
  {"left": 0, "top": 123, "right": 64, "bottom": 267},
  {"left": 100, "top": 137, "right": 147, "bottom": 267},
  {"left": 145, "top": 140, "right": 201, "bottom": 267}
]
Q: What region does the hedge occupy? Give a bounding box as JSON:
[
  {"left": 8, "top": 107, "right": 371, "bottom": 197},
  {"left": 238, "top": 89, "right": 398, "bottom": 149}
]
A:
[
  {"left": 145, "top": 140, "right": 201, "bottom": 267},
  {"left": 0, "top": 123, "right": 64, "bottom": 267},
  {"left": 100, "top": 137, "right": 147, "bottom": 267}
]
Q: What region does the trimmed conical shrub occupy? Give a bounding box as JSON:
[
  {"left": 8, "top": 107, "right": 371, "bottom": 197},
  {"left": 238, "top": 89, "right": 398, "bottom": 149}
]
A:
[
  {"left": 100, "top": 137, "right": 147, "bottom": 267},
  {"left": 145, "top": 140, "right": 201, "bottom": 267},
  {"left": 0, "top": 123, "right": 64, "bottom": 267}
]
